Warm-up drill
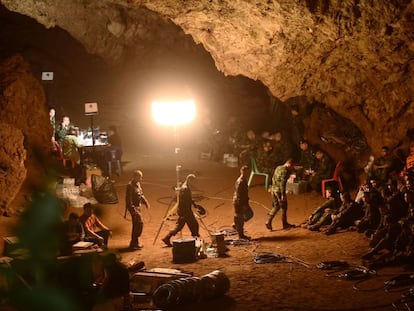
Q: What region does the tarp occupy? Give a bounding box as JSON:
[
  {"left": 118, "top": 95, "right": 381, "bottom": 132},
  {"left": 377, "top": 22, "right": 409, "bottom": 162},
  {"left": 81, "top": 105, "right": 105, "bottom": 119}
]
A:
[{"left": 91, "top": 174, "right": 118, "bottom": 204}]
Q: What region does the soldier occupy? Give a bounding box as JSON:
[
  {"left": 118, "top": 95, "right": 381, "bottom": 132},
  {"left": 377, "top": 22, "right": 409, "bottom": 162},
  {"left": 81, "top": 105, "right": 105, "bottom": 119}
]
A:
[
  {"left": 367, "top": 146, "right": 394, "bottom": 186},
  {"left": 162, "top": 174, "right": 200, "bottom": 247},
  {"left": 256, "top": 140, "right": 274, "bottom": 175},
  {"left": 309, "top": 149, "right": 334, "bottom": 192},
  {"left": 294, "top": 140, "right": 316, "bottom": 180},
  {"left": 237, "top": 129, "right": 260, "bottom": 166},
  {"left": 324, "top": 192, "right": 364, "bottom": 235},
  {"left": 265, "top": 159, "right": 296, "bottom": 230},
  {"left": 125, "top": 170, "right": 150, "bottom": 250},
  {"left": 232, "top": 165, "right": 253, "bottom": 240},
  {"left": 270, "top": 132, "right": 293, "bottom": 169},
  {"left": 302, "top": 187, "right": 341, "bottom": 229}
]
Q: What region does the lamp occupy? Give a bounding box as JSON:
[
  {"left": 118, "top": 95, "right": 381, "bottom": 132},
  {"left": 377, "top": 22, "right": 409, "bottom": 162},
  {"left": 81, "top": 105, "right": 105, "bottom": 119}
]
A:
[{"left": 152, "top": 99, "right": 196, "bottom": 188}]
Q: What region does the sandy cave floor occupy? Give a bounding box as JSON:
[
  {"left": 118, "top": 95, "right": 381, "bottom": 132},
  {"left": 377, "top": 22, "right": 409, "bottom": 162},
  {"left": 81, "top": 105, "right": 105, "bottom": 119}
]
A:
[{"left": 1, "top": 149, "right": 413, "bottom": 311}]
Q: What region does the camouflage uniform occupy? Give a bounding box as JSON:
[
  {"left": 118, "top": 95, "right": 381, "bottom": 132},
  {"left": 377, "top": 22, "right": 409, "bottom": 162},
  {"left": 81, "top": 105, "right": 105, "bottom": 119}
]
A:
[
  {"left": 233, "top": 172, "right": 252, "bottom": 238},
  {"left": 238, "top": 136, "right": 261, "bottom": 166},
  {"left": 309, "top": 153, "right": 333, "bottom": 192},
  {"left": 296, "top": 147, "right": 316, "bottom": 180},
  {"left": 308, "top": 195, "right": 341, "bottom": 226},
  {"left": 299, "top": 148, "right": 316, "bottom": 171},
  {"left": 324, "top": 200, "right": 364, "bottom": 235},
  {"left": 270, "top": 140, "right": 292, "bottom": 169},
  {"left": 266, "top": 164, "right": 294, "bottom": 230},
  {"left": 256, "top": 145, "right": 274, "bottom": 175},
  {"left": 367, "top": 155, "right": 393, "bottom": 185}
]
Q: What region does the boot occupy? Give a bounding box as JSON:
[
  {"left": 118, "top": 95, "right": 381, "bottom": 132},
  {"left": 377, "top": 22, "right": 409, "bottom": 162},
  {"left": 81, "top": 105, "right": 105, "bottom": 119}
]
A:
[
  {"left": 282, "top": 210, "right": 295, "bottom": 229},
  {"left": 265, "top": 214, "right": 274, "bottom": 231},
  {"left": 162, "top": 233, "right": 173, "bottom": 247}
]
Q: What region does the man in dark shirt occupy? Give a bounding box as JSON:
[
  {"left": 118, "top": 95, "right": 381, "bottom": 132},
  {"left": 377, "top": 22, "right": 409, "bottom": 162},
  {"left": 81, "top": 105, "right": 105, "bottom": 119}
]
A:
[
  {"left": 125, "top": 170, "right": 150, "bottom": 250},
  {"left": 162, "top": 174, "right": 200, "bottom": 247},
  {"left": 309, "top": 149, "right": 334, "bottom": 192},
  {"left": 233, "top": 165, "right": 253, "bottom": 240}
]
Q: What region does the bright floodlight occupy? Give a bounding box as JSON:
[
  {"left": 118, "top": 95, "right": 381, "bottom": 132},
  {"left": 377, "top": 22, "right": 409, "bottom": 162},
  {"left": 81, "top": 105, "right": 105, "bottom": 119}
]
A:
[{"left": 152, "top": 99, "right": 196, "bottom": 125}]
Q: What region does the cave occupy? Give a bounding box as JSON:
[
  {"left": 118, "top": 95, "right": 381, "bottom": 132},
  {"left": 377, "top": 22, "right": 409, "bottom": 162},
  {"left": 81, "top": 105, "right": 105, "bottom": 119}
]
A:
[{"left": 1, "top": 1, "right": 414, "bottom": 311}]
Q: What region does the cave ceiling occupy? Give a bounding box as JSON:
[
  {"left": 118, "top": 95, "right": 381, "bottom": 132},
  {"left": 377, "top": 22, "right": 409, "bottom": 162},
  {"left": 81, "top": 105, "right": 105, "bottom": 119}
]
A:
[{"left": 1, "top": 0, "right": 414, "bottom": 151}]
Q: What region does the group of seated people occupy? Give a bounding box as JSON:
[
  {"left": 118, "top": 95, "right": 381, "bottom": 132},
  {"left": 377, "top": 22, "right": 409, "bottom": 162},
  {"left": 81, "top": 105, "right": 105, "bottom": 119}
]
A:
[
  {"left": 301, "top": 155, "right": 414, "bottom": 267},
  {"left": 206, "top": 122, "right": 335, "bottom": 193},
  {"left": 61, "top": 202, "right": 112, "bottom": 256},
  {"left": 50, "top": 110, "right": 123, "bottom": 182}
]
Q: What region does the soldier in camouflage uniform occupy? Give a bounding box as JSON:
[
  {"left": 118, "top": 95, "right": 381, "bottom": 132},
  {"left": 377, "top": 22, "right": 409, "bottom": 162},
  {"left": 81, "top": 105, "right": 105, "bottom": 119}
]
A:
[
  {"left": 367, "top": 146, "right": 394, "bottom": 186},
  {"left": 302, "top": 187, "right": 341, "bottom": 229},
  {"left": 232, "top": 165, "right": 253, "bottom": 240},
  {"left": 309, "top": 149, "right": 334, "bottom": 192},
  {"left": 265, "top": 159, "right": 296, "bottom": 230},
  {"left": 270, "top": 132, "right": 293, "bottom": 171},
  {"left": 255, "top": 140, "right": 274, "bottom": 175},
  {"left": 237, "top": 129, "right": 261, "bottom": 166},
  {"left": 294, "top": 140, "right": 316, "bottom": 180}
]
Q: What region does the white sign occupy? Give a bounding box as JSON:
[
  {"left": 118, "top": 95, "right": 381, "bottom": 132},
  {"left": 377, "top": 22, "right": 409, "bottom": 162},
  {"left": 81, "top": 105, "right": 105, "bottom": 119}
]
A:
[
  {"left": 41, "top": 72, "right": 54, "bottom": 81},
  {"left": 85, "top": 102, "right": 98, "bottom": 115}
]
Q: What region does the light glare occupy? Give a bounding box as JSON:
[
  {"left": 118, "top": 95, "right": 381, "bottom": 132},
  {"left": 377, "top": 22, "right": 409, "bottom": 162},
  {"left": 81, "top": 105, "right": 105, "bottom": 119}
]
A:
[{"left": 152, "top": 100, "right": 196, "bottom": 125}]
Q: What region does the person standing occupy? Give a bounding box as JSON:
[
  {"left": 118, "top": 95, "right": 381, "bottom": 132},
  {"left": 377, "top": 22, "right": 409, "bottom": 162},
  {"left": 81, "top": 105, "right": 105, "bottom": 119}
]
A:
[
  {"left": 266, "top": 159, "right": 296, "bottom": 230},
  {"left": 162, "top": 174, "right": 199, "bottom": 247},
  {"left": 106, "top": 125, "right": 123, "bottom": 160},
  {"left": 233, "top": 165, "right": 253, "bottom": 240},
  {"left": 49, "top": 107, "right": 56, "bottom": 142},
  {"left": 125, "top": 170, "right": 150, "bottom": 250}
]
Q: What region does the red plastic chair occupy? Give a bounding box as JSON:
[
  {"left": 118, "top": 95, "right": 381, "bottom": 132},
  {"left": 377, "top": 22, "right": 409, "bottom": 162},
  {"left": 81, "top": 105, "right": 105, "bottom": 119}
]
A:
[
  {"left": 53, "top": 140, "right": 75, "bottom": 169},
  {"left": 321, "top": 161, "right": 343, "bottom": 197}
]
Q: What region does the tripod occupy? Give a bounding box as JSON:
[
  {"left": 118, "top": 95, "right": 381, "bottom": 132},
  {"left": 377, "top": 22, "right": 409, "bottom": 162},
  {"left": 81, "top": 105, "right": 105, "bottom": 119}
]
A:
[{"left": 153, "top": 125, "right": 183, "bottom": 245}]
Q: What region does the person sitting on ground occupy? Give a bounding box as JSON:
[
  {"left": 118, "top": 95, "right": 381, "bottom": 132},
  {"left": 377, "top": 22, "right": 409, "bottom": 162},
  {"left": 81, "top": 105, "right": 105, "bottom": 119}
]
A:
[
  {"left": 367, "top": 146, "right": 394, "bottom": 186},
  {"left": 61, "top": 212, "right": 85, "bottom": 255},
  {"left": 324, "top": 192, "right": 364, "bottom": 235},
  {"left": 404, "top": 143, "right": 414, "bottom": 176},
  {"left": 361, "top": 196, "right": 407, "bottom": 261},
  {"left": 80, "top": 203, "right": 111, "bottom": 249},
  {"left": 302, "top": 187, "right": 341, "bottom": 229},
  {"left": 355, "top": 189, "right": 383, "bottom": 238}
]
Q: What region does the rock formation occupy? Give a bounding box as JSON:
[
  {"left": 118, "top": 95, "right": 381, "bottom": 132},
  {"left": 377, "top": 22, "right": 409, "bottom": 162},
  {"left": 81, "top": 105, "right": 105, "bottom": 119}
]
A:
[
  {"left": 1, "top": 0, "right": 413, "bottom": 155},
  {"left": 0, "top": 55, "right": 51, "bottom": 210}
]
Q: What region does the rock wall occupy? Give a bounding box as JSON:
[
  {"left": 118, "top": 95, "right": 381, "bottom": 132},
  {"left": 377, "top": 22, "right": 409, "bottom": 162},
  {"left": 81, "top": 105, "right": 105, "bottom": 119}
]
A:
[
  {"left": 0, "top": 122, "right": 26, "bottom": 210},
  {"left": 0, "top": 55, "right": 51, "bottom": 210},
  {"left": 1, "top": 0, "right": 414, "bottom": 154}
]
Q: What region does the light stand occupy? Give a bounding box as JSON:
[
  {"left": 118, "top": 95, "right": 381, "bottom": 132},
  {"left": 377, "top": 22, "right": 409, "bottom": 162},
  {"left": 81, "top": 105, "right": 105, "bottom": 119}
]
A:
[{"left": 151, "top": 99, "right": 196, "bottom": 245}]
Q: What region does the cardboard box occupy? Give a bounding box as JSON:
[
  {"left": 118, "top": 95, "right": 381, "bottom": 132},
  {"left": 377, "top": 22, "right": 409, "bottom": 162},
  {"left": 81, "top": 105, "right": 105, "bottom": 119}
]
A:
[
  {"left": 130, "top": 271, "right": 180, "bottom": 295},
  {"left": 286, "top": 181, "right": 308, "bottom": 195}
]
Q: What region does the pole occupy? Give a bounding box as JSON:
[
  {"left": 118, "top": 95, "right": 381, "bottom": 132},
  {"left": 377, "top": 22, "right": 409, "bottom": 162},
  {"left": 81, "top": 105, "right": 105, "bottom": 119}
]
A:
[
  {"left": 90, "top": 115, "right": 95, "bottom": 146},
  {"left": 174, "top": 125, "right": 181, "bottom": 190}
]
